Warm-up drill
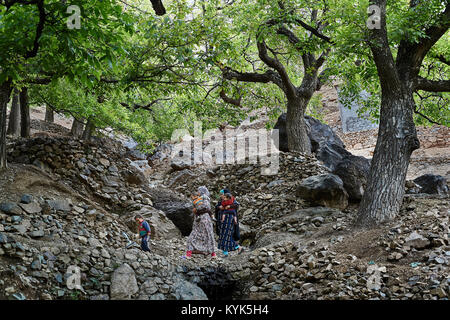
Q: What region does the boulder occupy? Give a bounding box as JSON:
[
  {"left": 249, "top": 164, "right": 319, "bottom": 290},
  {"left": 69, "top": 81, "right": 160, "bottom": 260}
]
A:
[
  {"left": 140, "top": 278, "right": 159, "bottom": 296},
  {"left": 315, "top": 141, "right": 352, "bottom": 171},
  {"left": 172, "top": 278, "right": 208, "bottom": 300},
  {"left": 151, "top": 189, "right": 194, "bottom": 236},
  {"left": 333, "top": 155, "right": 371, "bottom": 200},
  {"left": 273, "top": 113, "right": 289, "bottom": 152},
  {"left": 110, "top": 263, "right": 139, "bottom": 300},
  {"left": 125, "top": 207, "right": 182, "bottom": 240},
  {"left": 19, "top": 202, "right": 42, "bottom": 214},
  {"left": 46, "top": 199, "right": 71, "bottom": 212},
  {"left": 129, "top": 160, "right": 152, "bottom": 179},
  {"left": 405, "top": 231, "right": 430, "bottom": 250},
  {"left": 170, "top": 158, "right": 193, "bottom": 171},
  {"left": 296, "top": 174, "right": 349, "bottom": 210},
  {"left": 20, "top": 194, "right": 33, "bottom": 204},
  {"left": 413, "top": 174, "right": 448, "bottom": 195},
  {"left": 305, "top": 115, "right": 345, "bottom": 152},
  {"left": 273, "top": 113, "right": 345, "bottom": 152},
  {"left": 149, "top": 143, "right": 173, "bottom": 163},
  {"left": 0, "top": 203, "right": 23, "bottom": 215},
  {"left": 167, "top": 169, "right": 197, "bottom": 188},
  {"left": 123, "top": 167, "right": 147, "bottom": 186}
]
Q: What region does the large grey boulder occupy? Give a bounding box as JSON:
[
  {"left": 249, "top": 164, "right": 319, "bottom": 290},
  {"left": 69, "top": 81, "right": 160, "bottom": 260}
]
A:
[
  {"left": 413, "top": 174, "right": 448, "bottom": 195},
  {"left": 173, "top": 278, "right": 208, "bottom": 300},
  {"left": 0, "top": 203, "right": 23, "bottom": 215},
  {"left": 296, "top": 174, "right": 349, "bottom": 210},
  {"left": 333, "top": 155, "right": 371, "bottom": 201},
  {"left": 46, "top": 199, "right": 71, "bottom": 212},
  {"left": 273, "top": 113, "right": 345, "bottom": 153},
  {"left": 151, "top": 188, "right": 194, "bottom": 236},
  {"left": 149, "top": 143, "right": 173, "bottom": 163},
  {"left": 305, "top": 115, "right": 345, "bottom": 152},
  {"left": 110, "top": 263, "right": 139, "bottom": 300},
  {"left": 315, "top": 141, "right": 352, "bottom": 171},
  {"left": 122, "top": 166, "right": 147, "bottom": 186},
  {"left": 125, "top": 206, "right": 182, "bottom": 240}
]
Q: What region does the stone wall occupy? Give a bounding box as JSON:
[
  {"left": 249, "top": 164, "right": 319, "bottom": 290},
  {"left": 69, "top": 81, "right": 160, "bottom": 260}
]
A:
[
  {"left": 337, "top": 89, "right": 378, "bottom": 133},
  {"left": 337, "top": 125, "right": 450, "bottom": 151}
]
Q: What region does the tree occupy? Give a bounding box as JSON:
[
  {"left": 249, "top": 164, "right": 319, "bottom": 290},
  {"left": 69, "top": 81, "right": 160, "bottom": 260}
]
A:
[
  {"left": 331, "top": 0, "right": 450, "bottom": 226},
  {"left": 207, "top": 0, "right": 333, "bottom": 154},
  {"left": 7, "top": 89, "right": 20, "bottom": 136},
  {"left": 45, "top": 105, "right": 54, "bottom": 123},
  {"left": 0, "top": 80, "right": 13, "bottom": 169},
  {"left": 71, "top": 117, "right": 84, "bottom": 138},
  {"left": 0, "top": 0, "right": 133, "bottom": 169},
  {"left": 19, "top": 87, "right": 30, "bottom": 138}
]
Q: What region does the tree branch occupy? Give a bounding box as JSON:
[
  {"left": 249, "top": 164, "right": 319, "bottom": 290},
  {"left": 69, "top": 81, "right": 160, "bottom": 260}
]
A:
[
  {"left": 120, "top": 98, "right": 170, "bottom": 112},
  {"left": 415, "top": 77, "right": 450, "bottom": 92},
  {"left": 368, "top": 0, "right": 402, "bottom": 93},
  {"left": 256, "top": 39, "right": 297, "bottom": 98},
  {"left": 24, "top": 0, "right": 45, "bottom": 59},
  {"left": 414, "top": 109, "right": 444, "bottom": 126},
  {"left": 293, "top": 17, "right": 333, "bottom": 44},
  {"left": 221, "top": 66, "right": 285, "bottom": 90},
  {"left": 219, "top": 89, "right": 241, "bottom": 107},
  {"left": 397, "top": 2, "right": 450, "bottom": 77},
  {"left": 149, "top": 0, "right": 166, "bottom": 16}
]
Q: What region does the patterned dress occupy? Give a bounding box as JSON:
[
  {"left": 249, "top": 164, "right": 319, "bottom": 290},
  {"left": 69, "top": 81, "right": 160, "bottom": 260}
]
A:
[
  {"left": 218, "top": 211, "right": 238, "bottom": 252},
  {"left": 186, "top": 210, "right": 216, "bottom": 254}
]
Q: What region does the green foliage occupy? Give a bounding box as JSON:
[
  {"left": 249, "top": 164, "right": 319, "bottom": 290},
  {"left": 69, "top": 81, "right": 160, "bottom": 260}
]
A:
[
  {"left": 328, "top": 0, "right": 449, "bottom": 127},
  {"left": 2, "top": 0, "right": 448, "bottom": 153},
  {"left": 306, "top": 93, "right": 325, "bottom": 123}
]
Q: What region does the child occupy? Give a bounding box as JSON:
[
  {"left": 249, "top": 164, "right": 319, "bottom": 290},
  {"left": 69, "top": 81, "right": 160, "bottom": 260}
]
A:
[
  {"left": 135, "top": 215, "right": 151, "bottom": 252},
  {"left": 220, "top": 193, "right": 237, "bottom": 225},
  {"left": 192, "top": 189, "right": 215, "bottom": 221},
  {"left": 217, "top": 192, "right": 242, "bottom": 256}
]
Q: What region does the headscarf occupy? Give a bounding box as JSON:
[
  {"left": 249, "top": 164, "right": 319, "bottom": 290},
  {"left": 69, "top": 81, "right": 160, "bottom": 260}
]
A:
[
  {"left": 195, "top": 186, "right": 211, "bottom": 211},
  {"left": 220, "top": 188, "right": 230, "bottom": 195},
  {"left": 198, "top": 186, "right": 210, "bottom": 197}
]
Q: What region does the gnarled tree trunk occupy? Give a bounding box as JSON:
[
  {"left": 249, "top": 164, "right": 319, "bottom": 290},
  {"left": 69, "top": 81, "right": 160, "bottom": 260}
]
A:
[
  {"left": 71, "top": 118, "right": 85, "bottom": 138},
  {"left": 45, "top": 105, "right": 54, "bottom": 123},
  {"left": 356, "top": 91, "right": 419, "bottom": 226},
  {"left": 7, "top": 90, "right": 20, "bottom": 136},
  {"left": 0, "top": 80, "right": 13, "bottom": 170},
  {"left": 82, "top": 118, "right": 95, "bottom": 141},
  {"left": 19, "top": 87, "right": 30, "bottom": 138},
  {"left": 355, "top": 0, "right": 448, "bottom": 226},
  {"left": 286, "top": 96, "right": 312, "bottom": 154}
]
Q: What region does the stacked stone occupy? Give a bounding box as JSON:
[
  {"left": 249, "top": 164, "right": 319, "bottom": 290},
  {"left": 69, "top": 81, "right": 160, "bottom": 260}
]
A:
[{"left": 7, "top": 136, "right": 151, "bottom": 211}]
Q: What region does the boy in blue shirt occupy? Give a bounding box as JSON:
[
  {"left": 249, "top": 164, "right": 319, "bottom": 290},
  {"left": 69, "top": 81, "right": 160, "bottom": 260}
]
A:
[{"left": 135, "top": 215, "right": 151, "bottom": 252}]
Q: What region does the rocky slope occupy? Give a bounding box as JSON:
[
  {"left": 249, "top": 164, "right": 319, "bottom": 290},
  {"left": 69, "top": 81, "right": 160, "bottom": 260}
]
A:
[{"left": 0, "top": 117, "right": 448, "bottom": 301}]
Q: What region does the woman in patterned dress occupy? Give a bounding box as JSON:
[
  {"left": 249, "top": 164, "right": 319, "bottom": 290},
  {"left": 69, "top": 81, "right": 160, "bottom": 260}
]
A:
[
  {"left": 182, "top": 186, "right": 217, "bottom": 259},
  {"left": 217, "top": 192, "right": 243, "bottom": 257}
]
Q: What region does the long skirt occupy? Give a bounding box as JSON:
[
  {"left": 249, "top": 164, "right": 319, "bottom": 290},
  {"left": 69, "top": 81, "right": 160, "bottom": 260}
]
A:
[
  {"left": 218, "top": 214, "right": 238, "bottom": 252},
  {"left": 186, "top": 213, "right": 216, "bottom": 254}
]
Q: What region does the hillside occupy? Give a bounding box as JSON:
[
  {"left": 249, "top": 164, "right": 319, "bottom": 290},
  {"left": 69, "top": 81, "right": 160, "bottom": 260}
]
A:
[{"left": 0, "top": 112, "right": 448, "bottom": 300}]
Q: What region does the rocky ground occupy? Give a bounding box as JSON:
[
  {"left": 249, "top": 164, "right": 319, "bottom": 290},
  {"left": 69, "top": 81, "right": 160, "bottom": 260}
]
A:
[{"left": 0, "top": 101, "right": 448, "bottom": 301}]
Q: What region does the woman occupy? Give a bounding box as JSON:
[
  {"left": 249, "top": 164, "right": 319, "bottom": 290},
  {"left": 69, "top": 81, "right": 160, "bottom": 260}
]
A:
[
  {"left": 182, "top": 186, "right": 217, "bottom": 259},
  {"left": 217, "top": 192, "right": 243, "bottom": 257}
]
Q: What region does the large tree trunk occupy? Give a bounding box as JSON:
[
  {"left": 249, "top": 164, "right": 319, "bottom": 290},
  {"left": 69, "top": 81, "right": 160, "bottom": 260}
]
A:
[
  {"left": 82, "top": 118, "right": 95, "bottom": 141},
  {"left": 71, "top": 118, "right": 85, "bottom": 138},
  {"left": 286, "top": 96, "right": 312, "bottom": 154},
  {"left": 19, "top": 87, "right": 30, "bottom": 138},
  {"left": 45, "top": 105, "right": 54, "bottom": 123},
  {"left": 356, "top": 91, "right": 419, "bottom": 226},
  {"left": 6, "top": 90, "right": 20, "bottom": 136},
  {"left": 0, "top": 80, "right": 13, "bottom": 170}
]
